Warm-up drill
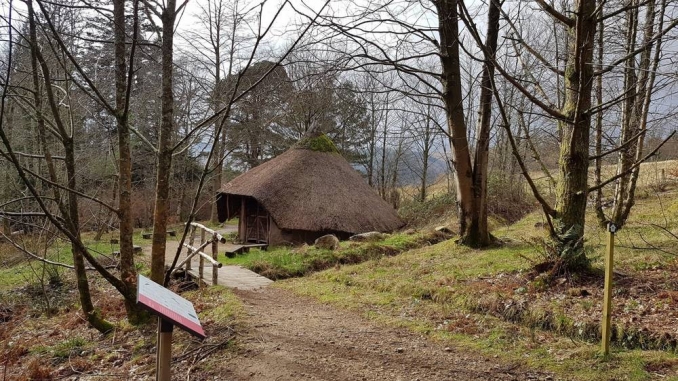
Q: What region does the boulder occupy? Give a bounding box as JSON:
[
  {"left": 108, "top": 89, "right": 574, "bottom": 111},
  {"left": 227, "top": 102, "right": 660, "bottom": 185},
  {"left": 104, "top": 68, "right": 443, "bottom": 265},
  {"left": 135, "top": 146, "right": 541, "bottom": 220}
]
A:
[
  {"left": 314, "top": 234, "right": 340, "bottom": 250},
  {"left": 434, "top": 226, "right": 453, "bottom": 234},
  {"left": 349, "top": 231, "right": 388, "bottom": 242}
]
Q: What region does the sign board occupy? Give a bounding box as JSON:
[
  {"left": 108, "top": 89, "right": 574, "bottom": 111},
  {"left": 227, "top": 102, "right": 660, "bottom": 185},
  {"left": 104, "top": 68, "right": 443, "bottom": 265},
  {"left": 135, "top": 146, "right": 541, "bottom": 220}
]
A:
[
  {"left": 137, "top": 275, "right": 205, "bottom": 339},
  {"left": 608, "top": 222, "right": 618, "bottom": 234}
]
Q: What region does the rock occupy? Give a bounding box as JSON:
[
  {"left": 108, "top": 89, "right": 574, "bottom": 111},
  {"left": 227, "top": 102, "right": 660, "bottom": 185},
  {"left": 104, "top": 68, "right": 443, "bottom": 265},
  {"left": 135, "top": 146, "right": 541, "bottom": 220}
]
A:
[
  {"left": 435, "top": 226, "right": 453, "bottom": 234},
  {"left": 395, "top": 347, "right": 404, "bottom": 353},
  {"left": 349, "top": 231, "right": 388, "bottom": 242},
  {"left": 315, "top": 234, "right": 340, "bottom": 250},
  {"left": 444, "top": 347, "right": 452, "bottom": 352},
  {"left": 568, "top": 288, "right": 590, "bottom": 297},
  {"left": 403, "top": 228, "right": 416, "bottom": 235}
]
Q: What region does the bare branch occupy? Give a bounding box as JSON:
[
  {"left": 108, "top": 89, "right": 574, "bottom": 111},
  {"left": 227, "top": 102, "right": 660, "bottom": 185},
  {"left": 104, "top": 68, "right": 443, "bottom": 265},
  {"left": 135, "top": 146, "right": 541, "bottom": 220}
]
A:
[{"left": 588, "top": 131, "right": 676, "bottom": 193}]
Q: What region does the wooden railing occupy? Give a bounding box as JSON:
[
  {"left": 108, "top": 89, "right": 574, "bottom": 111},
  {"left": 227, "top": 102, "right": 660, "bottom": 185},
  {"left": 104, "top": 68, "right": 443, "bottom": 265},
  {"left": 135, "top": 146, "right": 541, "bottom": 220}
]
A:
[{"left": 173, "top": 222, "right": 225, "bottom": 285}]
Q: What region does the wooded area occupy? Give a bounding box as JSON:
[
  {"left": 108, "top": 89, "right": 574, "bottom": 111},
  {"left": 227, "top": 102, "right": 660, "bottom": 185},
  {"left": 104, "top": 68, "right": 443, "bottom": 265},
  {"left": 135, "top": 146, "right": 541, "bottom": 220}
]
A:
[{"left": 1, "top": 0, "right": 677, "bottom": 335}]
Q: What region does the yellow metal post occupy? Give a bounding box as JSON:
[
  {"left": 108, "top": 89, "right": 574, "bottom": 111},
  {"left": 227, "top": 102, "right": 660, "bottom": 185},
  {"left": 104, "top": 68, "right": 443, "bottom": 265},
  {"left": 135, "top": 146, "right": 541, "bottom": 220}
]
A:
[{"left": 601, "top": 223, "right": 617, "bottom": 357}]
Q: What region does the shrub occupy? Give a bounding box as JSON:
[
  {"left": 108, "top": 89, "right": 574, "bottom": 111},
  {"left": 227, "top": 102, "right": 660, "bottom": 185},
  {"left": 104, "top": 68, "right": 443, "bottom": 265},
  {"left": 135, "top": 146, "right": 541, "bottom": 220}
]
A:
[
  {"left": 399, "top": 192, "right": 456, "bottom": 227},
  {"left": 487, "top": 172, "right": 535, "bottom": 223}
]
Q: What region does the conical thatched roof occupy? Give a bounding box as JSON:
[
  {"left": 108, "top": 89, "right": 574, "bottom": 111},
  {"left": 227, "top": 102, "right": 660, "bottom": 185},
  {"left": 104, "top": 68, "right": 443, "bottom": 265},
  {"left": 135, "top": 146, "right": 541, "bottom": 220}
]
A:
[{"left": 218, "top": 137, "right": 404, "bottom": 235}]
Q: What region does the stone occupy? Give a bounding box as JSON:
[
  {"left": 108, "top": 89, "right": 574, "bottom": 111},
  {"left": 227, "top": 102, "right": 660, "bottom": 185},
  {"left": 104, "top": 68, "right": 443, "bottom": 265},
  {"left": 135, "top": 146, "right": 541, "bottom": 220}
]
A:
[
  {"left": 434, "top": 226, "right": 453, "bottom": 234},
  {"left": 349, "top": 231, "right": 388, "bottom": 242},
  {"left": 314, "top": 234, "right": 340, "bottom": 250}
]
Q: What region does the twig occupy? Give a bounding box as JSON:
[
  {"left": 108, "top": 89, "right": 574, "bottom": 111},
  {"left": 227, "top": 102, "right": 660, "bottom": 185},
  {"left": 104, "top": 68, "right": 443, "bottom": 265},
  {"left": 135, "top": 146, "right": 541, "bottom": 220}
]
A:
[{"left": 174, "top": 331, "right": 235, "bottom": 362}]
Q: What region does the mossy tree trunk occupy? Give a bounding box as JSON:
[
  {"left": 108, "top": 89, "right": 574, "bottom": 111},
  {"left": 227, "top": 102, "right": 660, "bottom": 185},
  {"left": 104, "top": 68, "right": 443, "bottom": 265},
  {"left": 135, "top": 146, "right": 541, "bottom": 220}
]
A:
[
  {"left": 552, "top": 0, "right": 597, "bottom": 269},
  {"left": 465, "top": 0, "right": 500, "bottom": 247}
]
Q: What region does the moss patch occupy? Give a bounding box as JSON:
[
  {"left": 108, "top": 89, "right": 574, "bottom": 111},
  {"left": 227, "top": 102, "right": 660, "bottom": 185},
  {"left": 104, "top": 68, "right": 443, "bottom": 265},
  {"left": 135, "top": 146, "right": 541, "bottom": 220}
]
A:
[{"left": 296, "top": 133, "right": 339, "bottom": 153}]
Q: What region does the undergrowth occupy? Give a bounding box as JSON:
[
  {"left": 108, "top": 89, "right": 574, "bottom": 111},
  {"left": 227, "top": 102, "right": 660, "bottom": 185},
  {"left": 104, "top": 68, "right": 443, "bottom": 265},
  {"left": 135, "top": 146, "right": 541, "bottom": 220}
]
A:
[
  {"left": 280, "top": 186, "right": 678, "bottom": 380},
  {"left": 222, "top": 230, "right": 451, "bottom": 280},
  {"left": 398, "top": 193, "right": 456, "bottom": 227}
]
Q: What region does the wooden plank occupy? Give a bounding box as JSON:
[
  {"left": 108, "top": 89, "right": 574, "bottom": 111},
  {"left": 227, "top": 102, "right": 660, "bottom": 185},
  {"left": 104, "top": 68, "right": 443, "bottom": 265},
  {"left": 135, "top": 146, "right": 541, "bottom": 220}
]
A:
[
  {"left": 186, "top": 222, "right": 226, "bottom": 243},
  {"left": 181, "top": 243, "right": 222, "bottom": 269},
  {"left": 172, "top": 241, "right": 212, "bottom": 273}
]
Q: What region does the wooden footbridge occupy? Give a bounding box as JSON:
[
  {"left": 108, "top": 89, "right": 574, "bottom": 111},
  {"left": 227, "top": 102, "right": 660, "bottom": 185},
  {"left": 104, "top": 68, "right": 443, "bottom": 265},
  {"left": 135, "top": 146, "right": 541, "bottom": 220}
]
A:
[{"left": 164, "top": 223, "right": 272, "bottom": 290}]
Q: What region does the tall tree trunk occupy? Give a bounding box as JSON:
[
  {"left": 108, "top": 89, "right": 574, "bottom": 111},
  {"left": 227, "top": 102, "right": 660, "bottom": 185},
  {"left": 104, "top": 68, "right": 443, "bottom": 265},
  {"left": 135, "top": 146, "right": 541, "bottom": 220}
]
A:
[
  {"left": 553, "top": 0, "right": 597, "bottom": 269},
  {"left": 594, "top": 5, "right": 606, "bottom": 225},
  {"left": 615, "top": 0, "right": 660, "bottom": 226},
  {"left": 464, "top": 0, "right": 501, "bottom": 247},
  {"left": 435, "top": 0, "right": 475, "bottom": 240},
  {"left": 419, "top": 112, "right": 431, "bottom": 202},
  {"left": 209, "top": 13, "right": 223, "bottom": 224},
  {"left": 611, "top": 0, "right": 640, "bottom": 225},
  {"left": 151, "top": 0, "right": 177, "bottom": 284},
  {"left": 27, "top": 0, "right": 112, "bottom": 333},
  {"left": 367, "top": 94, "right": 376, "bottom": 187},
  {"left": 114, "top": 0, "right": 144, "bottom": 321},
  {"left": 380, "top": 109, "right": 388, "bottom": 199}
]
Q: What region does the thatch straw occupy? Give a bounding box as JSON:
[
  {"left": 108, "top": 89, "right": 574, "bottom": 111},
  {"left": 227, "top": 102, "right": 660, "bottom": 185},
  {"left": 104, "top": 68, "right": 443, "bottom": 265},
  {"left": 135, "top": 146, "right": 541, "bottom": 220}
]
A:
[{"left": 218, "top": 146, "right": 404, "bottom": 234}]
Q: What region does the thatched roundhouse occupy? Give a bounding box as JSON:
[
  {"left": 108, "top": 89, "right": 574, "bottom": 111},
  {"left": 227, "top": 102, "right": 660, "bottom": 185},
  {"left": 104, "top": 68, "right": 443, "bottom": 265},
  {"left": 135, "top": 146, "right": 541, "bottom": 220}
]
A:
[{"left": 216, "top": 135, "right": 404, "bottom": 245}]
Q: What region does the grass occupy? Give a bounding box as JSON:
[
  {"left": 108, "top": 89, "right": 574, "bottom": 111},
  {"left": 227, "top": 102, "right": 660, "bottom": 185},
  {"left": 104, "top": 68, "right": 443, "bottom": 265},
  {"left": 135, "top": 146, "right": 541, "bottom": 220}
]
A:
[
  {"left": 0, "top": 228, "right": 153, "bottom": 292},
  {"left": 278, "top": 181, "right": 678, "bottom": 380},
  {"left": 219, "top": 230, "right": 450, "bottom": 280}
]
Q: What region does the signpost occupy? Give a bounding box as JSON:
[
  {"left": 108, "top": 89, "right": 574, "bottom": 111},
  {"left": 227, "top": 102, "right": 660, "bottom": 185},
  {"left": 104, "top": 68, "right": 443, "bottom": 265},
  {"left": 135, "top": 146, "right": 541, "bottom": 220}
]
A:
[
  {"left": 601, "top": 222, "right": 617, "bottom": 357},
  {"left": 137, "top": 275, "right": 205, "bottom": 381}
]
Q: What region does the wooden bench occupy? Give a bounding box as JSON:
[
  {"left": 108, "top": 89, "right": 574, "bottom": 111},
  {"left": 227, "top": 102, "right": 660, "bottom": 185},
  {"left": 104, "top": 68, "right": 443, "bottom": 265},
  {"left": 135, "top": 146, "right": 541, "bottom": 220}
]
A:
[
  {"left": 113, "top": 245, "right": 143, "bottom": 256},
  {"left": 224, "top": 243, "right": 268, "bottom": 258},
  {"left": 142, "top": 231, "right": 177, "bottom": 239}
]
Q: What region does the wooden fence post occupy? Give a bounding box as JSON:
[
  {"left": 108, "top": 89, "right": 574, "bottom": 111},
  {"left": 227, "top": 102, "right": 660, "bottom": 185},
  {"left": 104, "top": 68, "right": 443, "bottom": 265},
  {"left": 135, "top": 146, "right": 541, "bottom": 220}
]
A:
[
  {"left": 212, "top": 233, "right": 218, "bottom": 285},
  {"left": 186, "top": 225, "right": 196, "bottom": 276},
  {"left": 199, "top": 228, "right": 206, "bottom": 284}
]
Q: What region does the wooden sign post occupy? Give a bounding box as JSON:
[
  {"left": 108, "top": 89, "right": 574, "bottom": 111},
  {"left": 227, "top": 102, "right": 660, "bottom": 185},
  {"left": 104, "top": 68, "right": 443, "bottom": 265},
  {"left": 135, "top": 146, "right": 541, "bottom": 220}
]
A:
[
  {"left": 137, "top": 275, "right": 206, "bottom": 381},
  {"left": 601, "top": 222, "right": 617, "bottom": 358}
]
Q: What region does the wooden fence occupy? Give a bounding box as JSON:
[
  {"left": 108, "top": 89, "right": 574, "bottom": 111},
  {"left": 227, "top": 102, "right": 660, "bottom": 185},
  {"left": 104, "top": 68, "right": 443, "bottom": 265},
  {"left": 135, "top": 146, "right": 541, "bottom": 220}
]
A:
[{"left": 173, "top": 222, "right": 226, "bottom": 285}]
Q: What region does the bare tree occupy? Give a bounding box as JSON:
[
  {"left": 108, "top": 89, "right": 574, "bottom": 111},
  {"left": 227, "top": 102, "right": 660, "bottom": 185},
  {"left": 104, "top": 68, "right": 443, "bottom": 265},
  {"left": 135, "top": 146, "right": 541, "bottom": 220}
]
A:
[
  {"left": 0, "top": 0, "right": 147, "bottom": 325},
  {"left": 181, "top": 0, "right": 249, "bottom": 224},
  {"left": 460, "top": 0, "right": 678, "bottom": 270}
]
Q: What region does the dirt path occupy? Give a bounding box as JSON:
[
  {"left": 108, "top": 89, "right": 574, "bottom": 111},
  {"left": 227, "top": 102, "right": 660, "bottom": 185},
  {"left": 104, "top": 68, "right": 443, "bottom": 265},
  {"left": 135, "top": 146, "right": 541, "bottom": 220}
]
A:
[{"left": 221, "top": 288, "right": 554, "bottom": 381}]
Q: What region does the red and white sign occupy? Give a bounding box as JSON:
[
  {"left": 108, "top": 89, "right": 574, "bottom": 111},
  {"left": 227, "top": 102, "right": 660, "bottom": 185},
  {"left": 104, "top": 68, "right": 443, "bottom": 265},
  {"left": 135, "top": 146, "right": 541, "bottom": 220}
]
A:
[{"left": 137, "top": 275, "right": 205, "bottom": 339}]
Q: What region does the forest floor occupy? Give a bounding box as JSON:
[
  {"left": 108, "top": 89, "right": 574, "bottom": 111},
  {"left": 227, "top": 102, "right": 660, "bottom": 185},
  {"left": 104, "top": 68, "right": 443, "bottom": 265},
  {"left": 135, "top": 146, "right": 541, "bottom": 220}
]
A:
[
  {"left": 0, "top": 275, "right": 555, "bottom": 380},
  {"left": 2, "top": 169, "right": 678, "bottom": 380}
]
